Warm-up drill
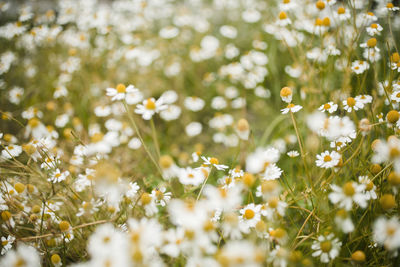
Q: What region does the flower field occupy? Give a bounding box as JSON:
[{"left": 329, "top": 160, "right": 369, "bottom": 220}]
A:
[{"left": 0, "top": 0, "right": 400, "bottom": 266}]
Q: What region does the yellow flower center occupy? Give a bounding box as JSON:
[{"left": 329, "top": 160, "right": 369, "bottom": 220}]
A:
[
  {"left": 365, "top": 181, "right": 374, "bottom": 191},
  {"left": 387, "top": 3, "right": 394, "bottom": 8},
  {"left": 320, "top": 241, "right": 332, "bottom": 252},
  {"left": 343, "top": 182, "right": 355, "bottom": 196},
  {"left": 279, "top": 11, "right": 287, "bottom": 20},
  {"left": 323, "top": 155, "right": 332, "bottom": 162},
  {"left": 347, "top": 97, "right": 356, "bottom": 107},
  {"left": 371, "top": 23, "right": 378, "bottom": 29},
  {"left": 28, "top": 118, "right": 40, "bottom": 128},
  {"left": 243, "top": 209, "right": 255, "bottom": 219},
  {"left": 367, "top": 38, "right": 377, "bottom": 48},
  {"left": 155, "top": 190, "right": 164, "bottom": 200},
  {"left": 91, "top": 132, "right": 104, "bottom": 143},
  {"left": 140, "top": 193, "right": 152, "bottom": 205},
  {"left": 280, "top": 86, "right": 292, "bottom": 97},
  {"left": 323, "top": 103, "right": 331, "bottom": 110},
  {"left": 387, "top": 226, "right": 396, "bottom": 236},
  {"left": 316, "top": 1, "right": 325, "bottom": 10},
  {"left": 210, "top": 157, "right": 219, "bottom": 164},
  {"left": 268, "top": 197, "right": 279, "bottom": 208},
  {"left": 145, "top": 99, "right": 156, "bottom": 110},
  {"left": 337, "top": 7, "right": 345, "bottom": 14},
  {"left": 116, "top": 83, "right": 126, "bottom": 93}
]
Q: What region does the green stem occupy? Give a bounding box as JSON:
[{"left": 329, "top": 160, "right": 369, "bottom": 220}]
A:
[{"left": 122, "top": 101, "right": 163, "bottom": 176}]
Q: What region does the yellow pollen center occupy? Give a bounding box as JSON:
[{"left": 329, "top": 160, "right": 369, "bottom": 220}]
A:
[
  {"left": 323, "top": 155, "right": 332, "bottom": 162},
  {"left": 116, "top": 84, "right": 126, "bottom": 93},
  {"left": 287, "top": 103, "right": 295, "bottom": 109},
  {"left": 320, "top": 241, "right": 332, "bottom": 252},
  {"left": 91, "top": 133, "right": 104, "bottom": 143},
  {"left": 145, "top": 99, "right": 156, "bottom": 110},
  {"left": 323, "top": 103, "right": 331, "bottom": 110},
  {"left": 347, "top": 97, "right": 356, "bottom": 107},
  {"left": 244, "top": 209, "right": 255, "bottom": 219},
  {"left": 338, "top": 7, "right": 345, "bottom": 14},
  {"left": 343, "top": 182, "right": 355, "bottom": 196},
  {"left": 210, "top": 157, "right": 219, "bottom": 164},
  {"left": 279, "top": 11, "right": 287, "bottom": 20}
]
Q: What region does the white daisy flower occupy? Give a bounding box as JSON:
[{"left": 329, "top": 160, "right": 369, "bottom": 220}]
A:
[
  {"left": 106, "top": 83, "right": 139, "bottom": 102},
  {"left": 311, "top": 234, "right": 341, "bottom": 263},
  {"left": 184, "top": 96, "right": 205, "bottom": 112},
  {"left": 281, "top": 103, "right": 302, "bottom": 114},
  {"left": 277, "top": 11, "right": 291, "bottom": 26},
  {"left": 319, "top": 102, "right": 338, "bottom": 113},
  {"left": 135, "top": 97, "right": 167, "bottom": 120},
  {"left": 342, "top": 97, "right": 364, "bottom": 112},
  {"left": 201, "top": 156, "right": 229, "bottom": 170},
  {"left": 151, "top": 187, "right": 172, "bottom": 207},
  {"left": 373, "top": 216, "right": 400, "bottom": 251},
  {"left": 287, "top": 150, "right": 299, "bottom": 157},
  {"left": 262, "top": 163, "right": 283, "bottom": 180},
  {"left": 1, "top": 235, "right": 15, "bottom": 255},
  {"left": 239, "top": 203, "right": 261, "bottom": 228},
  {"left": 328, "top": 182, "right": 368, "bottom": 210},
  {"left": 366, "top": 23, "right": 383, "bottom": 36},
  {"left": 351, "top": 60, "right": 369, "bottom": 74},
  {"left": 315, "top": 150, "right": 341, "bottom": 169},
  {"left": 1, "top": 145, "right": 23, "bottom": 159},
  {"left": 48, "top": 169, "right": 70, "bottom": 183},
  {"left": 335, "top": 210, "right": 354, "bottom": 233},
  {"left": 358, "top": 176, "right": 377, "bottom": 200},
  {"left": 178, "top": 167, "right": 205, "bottom": 186}
]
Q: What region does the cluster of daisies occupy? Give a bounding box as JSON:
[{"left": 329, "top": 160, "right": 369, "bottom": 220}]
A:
[{"left": 0, "top": 0, "right": 400, "bottom": 266}]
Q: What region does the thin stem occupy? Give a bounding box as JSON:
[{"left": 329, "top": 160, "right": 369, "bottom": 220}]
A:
[
  {"left": 289, "top": 111, "right": 315, "bottom": 194},
  {"left": 196, "top": 168, "right": 212, "bottom": 201},
  {"left": 122, "top": 101, "right": 163, "bottom": 176},
  {"left": 150, "top": 118, "right": 161, "bottom": 159}
]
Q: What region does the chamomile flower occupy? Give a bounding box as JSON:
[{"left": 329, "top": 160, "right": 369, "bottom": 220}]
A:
[
  {"left": 9, "top": 87, "right": 24, "bottom": 104},
  {"left": 201, "top": 156, "right": 228, "bottom": 170},
  {"left": 315, "top": 150, "right": 341, "bottom": 169},
  {"left": 343, "top": 97, "right": 363, "bottom": 112},
  {"left": 1, "top": 235, "right": 15, "bottom": 255},
  {"left": 287, "top": 150, "right": 299, "bottom": 157},
  {"left": 151, "top": 187, "right": 172, "bottom": 206},
  {"left": 76, "top": 199, "right": 101, "bottom": 217},
  {"left": 184, "top": 96, "right": 205, "bottom": 111},
  {"left": 319, "top": 102, "right": 338, "bottom": 113},
  {"left": 135, "top": 97, "right": 167, "bottom": 120},
  {"left": 366, "top": 23, "right": 383, "bottom": 36},
  {"left": 277, "top": 11, "right": 291, "bottom": 26},
  {"left": 281, "top": 103, "right": 302, "bottom": 114},
  {"left": 328, "top": 182, "right": 368, "bottom": 210},
  {"left": 358, "top": 176, "right": 377, "bottom": 200},
  {"left": 106, "top": 83, "right": 139, "bottom": 102},
  {"left": 0, "top": 244, "right": 41, "bottom": 267},
  {"left": 261, "top": 196, "right": 287, "bottom": 219},
  {"left": 239, "top": 203, "right": 261, "bottom": 228},
  {"left": 335, "top": 209, "right": 354, "bottom": 233},
  {"left": 1, "top": 145, "right": 22, "bottom": 159},
  {"left": 178, "top": 167, "right": 205, "bottom": 186},
  {"left": 311, "top": 234, "right": 341, "bottom": 263},
  {"left": 351, "top": 60, "right": 369, "bottom": 74},
  {"left": 280, "top": 86, "right": 292, "bottom": 103},
  {"left": 334, "top": 6, "right": 351, "bottom": 21},
  {"left": 373, "top": 216, "right": 400, "bottom": 251},
  {"left": 48, "top": 169, "right": 69, "bottom": 183}
]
